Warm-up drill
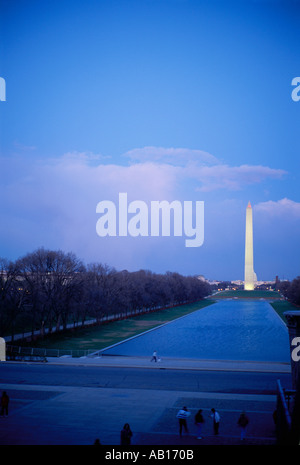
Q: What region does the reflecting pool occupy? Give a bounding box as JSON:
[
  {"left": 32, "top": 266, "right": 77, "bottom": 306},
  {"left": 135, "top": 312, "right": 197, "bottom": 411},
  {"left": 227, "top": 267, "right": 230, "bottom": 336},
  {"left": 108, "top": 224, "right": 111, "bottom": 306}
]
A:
[{"left": 101, "top": 300, "right": 291, "bottom": 362}]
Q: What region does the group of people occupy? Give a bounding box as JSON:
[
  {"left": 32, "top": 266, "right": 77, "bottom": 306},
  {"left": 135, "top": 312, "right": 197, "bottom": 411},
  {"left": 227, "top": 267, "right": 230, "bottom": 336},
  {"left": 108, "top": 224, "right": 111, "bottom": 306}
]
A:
[
  {"left": 97, "top": 407, "right": 248, "bottom": 445},
  {"left": 176, "top": 406, "right": 249, "bottom": 440},
  {"left": 2, "top": 387, "right": 249, "bottom": 444}
]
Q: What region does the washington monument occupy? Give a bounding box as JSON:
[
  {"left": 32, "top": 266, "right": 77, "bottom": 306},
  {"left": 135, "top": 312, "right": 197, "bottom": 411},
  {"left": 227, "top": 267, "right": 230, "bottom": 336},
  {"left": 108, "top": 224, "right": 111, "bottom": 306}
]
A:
[{"left": 244, "top": 201, "right": 256, "bottom": 290}]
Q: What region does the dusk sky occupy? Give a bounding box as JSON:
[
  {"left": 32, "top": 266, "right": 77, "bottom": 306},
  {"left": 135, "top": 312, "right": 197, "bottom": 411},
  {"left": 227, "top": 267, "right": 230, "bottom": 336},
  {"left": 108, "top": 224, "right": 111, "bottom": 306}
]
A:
[{"left": 1, "top": 0, "right": 300, "bottom": 282}]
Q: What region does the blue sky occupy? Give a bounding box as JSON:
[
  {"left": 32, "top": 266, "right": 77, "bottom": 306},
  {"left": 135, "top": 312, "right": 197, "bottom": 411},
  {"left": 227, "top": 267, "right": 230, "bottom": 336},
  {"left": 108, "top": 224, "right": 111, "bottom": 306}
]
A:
[{"left": 1, "top": 0, "right": 300, "bottom": 281}]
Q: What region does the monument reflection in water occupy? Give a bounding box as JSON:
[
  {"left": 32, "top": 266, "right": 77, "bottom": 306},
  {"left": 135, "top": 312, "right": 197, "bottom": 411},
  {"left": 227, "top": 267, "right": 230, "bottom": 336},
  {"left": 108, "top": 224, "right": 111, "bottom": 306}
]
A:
[{"left": 101, "top": 300, "right": 290, "bottom": 362}]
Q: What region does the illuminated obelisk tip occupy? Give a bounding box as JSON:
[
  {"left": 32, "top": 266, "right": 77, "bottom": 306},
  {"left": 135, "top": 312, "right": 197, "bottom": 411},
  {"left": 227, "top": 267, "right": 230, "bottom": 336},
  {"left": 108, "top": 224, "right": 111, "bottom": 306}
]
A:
[{"left": 244, "top": 201, "right": 256, "bottom": 290}]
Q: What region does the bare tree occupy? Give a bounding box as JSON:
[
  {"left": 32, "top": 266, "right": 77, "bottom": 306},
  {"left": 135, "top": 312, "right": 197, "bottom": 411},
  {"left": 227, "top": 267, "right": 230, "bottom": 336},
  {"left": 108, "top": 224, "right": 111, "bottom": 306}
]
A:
[
  {"left": 85, "top": 263, "right": 119, "bottom": 321},
  {"left": 0, "top": 258, "right": 26, "bottom": 341},
  {"left": 17, "top": 248, "right": 84, "bottom": 335}
]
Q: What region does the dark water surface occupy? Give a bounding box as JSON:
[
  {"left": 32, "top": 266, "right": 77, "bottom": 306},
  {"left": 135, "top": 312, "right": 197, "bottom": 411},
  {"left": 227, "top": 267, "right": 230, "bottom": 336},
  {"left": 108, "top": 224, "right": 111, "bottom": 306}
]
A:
[{"left": 101, "top": 300, "right": 290, "bottom": 362}]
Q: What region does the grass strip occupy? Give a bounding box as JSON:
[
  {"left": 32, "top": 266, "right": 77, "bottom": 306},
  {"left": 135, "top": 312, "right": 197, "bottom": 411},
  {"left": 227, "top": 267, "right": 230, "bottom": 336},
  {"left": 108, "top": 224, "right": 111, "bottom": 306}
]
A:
[
  {"left": 270, "top": 299, "right": 299, "bottom": 324},
  {"left": 213, "top": 289, "right": 282, "bottom": 299}
]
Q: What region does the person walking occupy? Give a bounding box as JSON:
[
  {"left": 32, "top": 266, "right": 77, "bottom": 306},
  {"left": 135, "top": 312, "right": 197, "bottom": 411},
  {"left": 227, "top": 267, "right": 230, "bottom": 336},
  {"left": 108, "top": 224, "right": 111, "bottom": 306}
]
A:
[
  {"left": 237, "top": 411, "right": 249, "bottom": 440},
  {"left": 210, "top": 408, "right": 220, "bottom": 435},
  {"left": 120, "top": 423, "right": 133, "bottom": 445},
  {"left": 1, "top": 391, "right": 9, "bottom": 417},
  {"left": 194, "top": 409, "right": 205, "bottom": 439},
  {"left": 151, "top": 350, "right": 157, "bottom": 362},
  {"left": 176, "top": 406, "right": 190, "bottom": 437}
]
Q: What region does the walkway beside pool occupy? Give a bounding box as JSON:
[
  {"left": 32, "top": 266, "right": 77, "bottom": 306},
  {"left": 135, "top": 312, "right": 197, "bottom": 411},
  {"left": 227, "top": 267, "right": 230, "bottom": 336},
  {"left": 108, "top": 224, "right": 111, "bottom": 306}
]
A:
[{"left": 46, "top": 354, "right": 291, "bottom": 373}]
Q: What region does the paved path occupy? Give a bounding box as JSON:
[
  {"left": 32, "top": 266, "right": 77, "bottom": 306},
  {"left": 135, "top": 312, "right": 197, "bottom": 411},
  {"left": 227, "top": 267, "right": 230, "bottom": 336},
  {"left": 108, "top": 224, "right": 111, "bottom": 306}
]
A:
[
  {"left": 46, "top": 354, "right": 291, "bottom": 374},
  {"left": 0, "top": 356, "right": 288, "bottom": 446}
]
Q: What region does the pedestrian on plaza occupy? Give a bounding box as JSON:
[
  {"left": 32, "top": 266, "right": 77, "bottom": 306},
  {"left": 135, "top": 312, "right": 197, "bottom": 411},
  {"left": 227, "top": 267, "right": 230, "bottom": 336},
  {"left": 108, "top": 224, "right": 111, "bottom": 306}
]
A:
[
  {"left": 194, "top": 409, "right": 205, "bottom": 439},
  {"left": 210, "top": 408, "right": 220, "bottom": 435},
  {"left": 151, "top": 350, "right": 157, "bottom": 362},
  {"left": 1, "top": 391, "right": 9, "bottom": 417},
  {"left": 237, "top": 411, "right": 249, "bottom": 440},
  {"left": 176, "top": 406, "right": 190, "bottom": 437},
  {"left": 120, "top": 423, "right": 133, "bottom": 445}
]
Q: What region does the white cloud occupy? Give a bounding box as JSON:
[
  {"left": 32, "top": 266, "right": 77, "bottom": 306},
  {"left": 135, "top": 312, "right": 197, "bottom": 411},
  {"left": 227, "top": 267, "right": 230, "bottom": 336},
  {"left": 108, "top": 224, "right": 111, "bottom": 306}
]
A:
[
  {"left": 1, "top": 149, "right": 290, "bottom": 269},
  {"left": 3, "top": 150, "right": 288, "bottom": 214},
  {"left": 123, "top": 146, "right": 219, "bottom": 166},
  {"left": 255, "top": 198, "right": 300, "bottom": 217},
  {"left": 60, "top": 151, "right": 111, "bottom": 163},
  {"left": 44, "top": 149, "right": 286, "bottom": 196},
  {"left": 47, "top": 156, "right": 179, "bottom": 201},
  {"left": 122, "top": 147, "right": 286, "bottom": 192},
  {"left": 186, "top": 163, "right": 286, "bottom": 192},
  {"left": 1, "top": 152, "right": 181, "bottom": 266}
]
